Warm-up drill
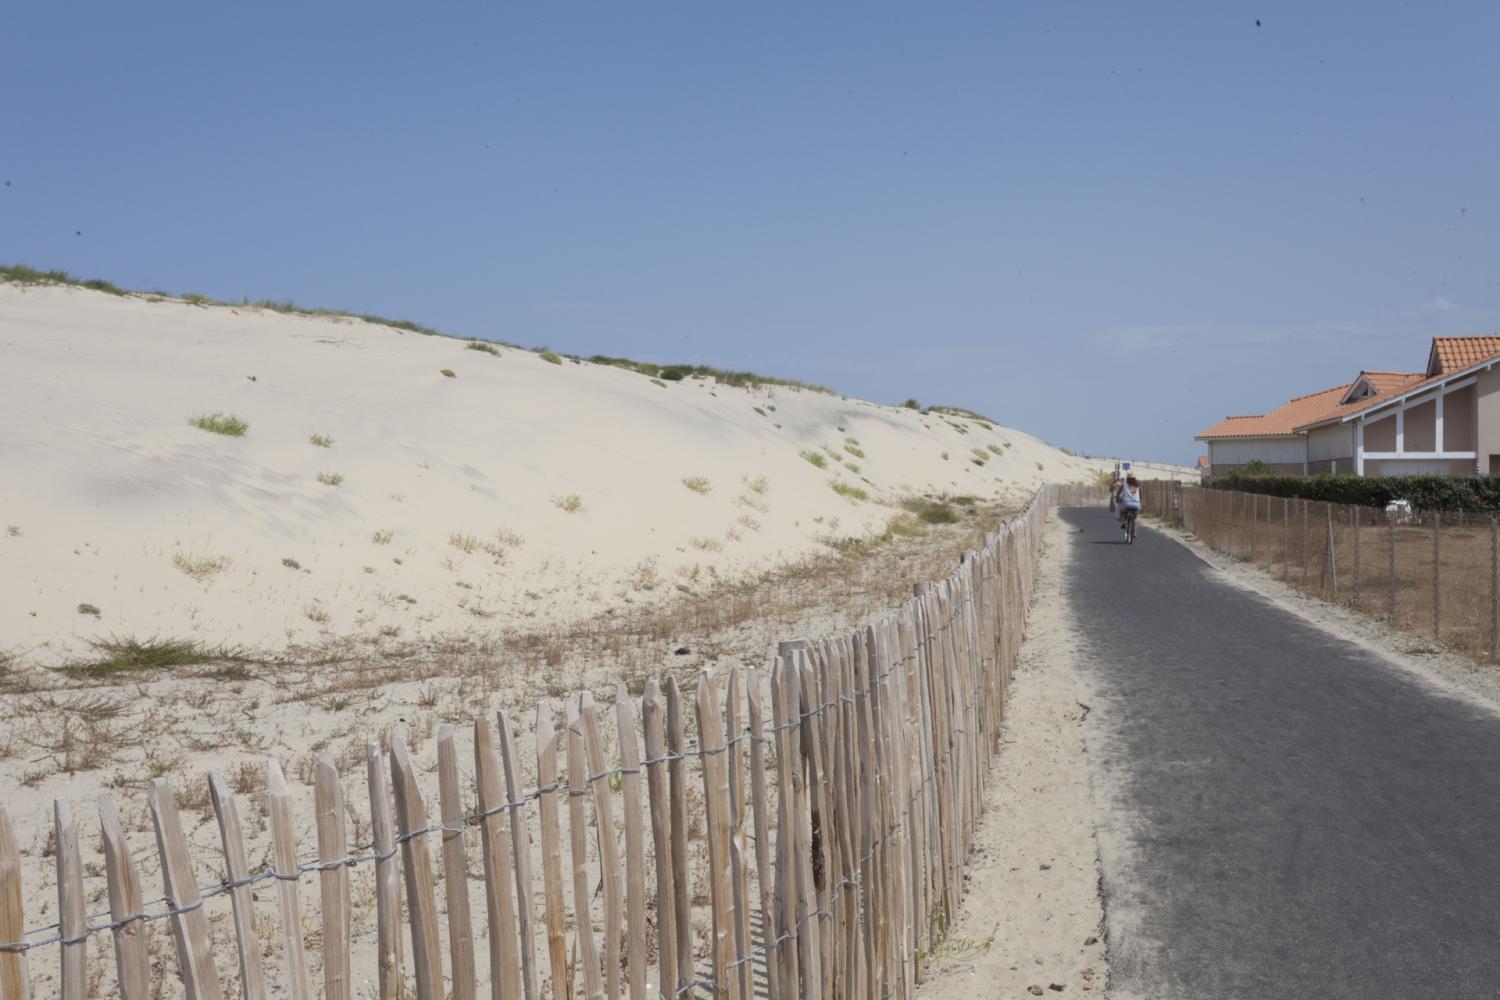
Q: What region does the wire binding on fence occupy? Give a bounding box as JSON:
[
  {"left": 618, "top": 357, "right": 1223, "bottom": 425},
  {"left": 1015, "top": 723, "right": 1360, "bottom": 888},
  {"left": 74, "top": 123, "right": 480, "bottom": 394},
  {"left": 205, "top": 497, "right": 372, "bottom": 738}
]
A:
[{"left": 0, "top": 592, "right": 978, "bottom": 956}]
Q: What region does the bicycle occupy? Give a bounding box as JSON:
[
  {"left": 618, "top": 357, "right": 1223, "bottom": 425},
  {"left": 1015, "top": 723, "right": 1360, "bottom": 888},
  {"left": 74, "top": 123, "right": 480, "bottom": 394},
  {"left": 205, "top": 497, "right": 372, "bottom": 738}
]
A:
[{"left": 1123, "top": 508, "right": 1138, "bottom": 544}]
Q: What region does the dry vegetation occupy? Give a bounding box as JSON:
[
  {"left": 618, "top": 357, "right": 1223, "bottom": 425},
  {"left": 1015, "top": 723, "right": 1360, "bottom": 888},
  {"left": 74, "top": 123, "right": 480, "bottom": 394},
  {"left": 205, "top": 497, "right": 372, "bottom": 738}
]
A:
[{"left": 0, "top": 495, "right": 1018, "bottom": 1000}]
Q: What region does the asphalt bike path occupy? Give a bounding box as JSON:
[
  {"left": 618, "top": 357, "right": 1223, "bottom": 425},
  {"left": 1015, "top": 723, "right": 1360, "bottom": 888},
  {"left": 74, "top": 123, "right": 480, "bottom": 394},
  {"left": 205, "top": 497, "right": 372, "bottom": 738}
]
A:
[{"left": 1060, "top": 506, "right": 1500, "bottom": 999}]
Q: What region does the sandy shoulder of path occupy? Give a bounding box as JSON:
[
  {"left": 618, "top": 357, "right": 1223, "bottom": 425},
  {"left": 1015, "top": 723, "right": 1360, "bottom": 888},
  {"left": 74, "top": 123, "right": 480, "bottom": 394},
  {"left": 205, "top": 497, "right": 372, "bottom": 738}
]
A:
[{"left": 917, "top": 510, "right": 1108, "bottom": 998}]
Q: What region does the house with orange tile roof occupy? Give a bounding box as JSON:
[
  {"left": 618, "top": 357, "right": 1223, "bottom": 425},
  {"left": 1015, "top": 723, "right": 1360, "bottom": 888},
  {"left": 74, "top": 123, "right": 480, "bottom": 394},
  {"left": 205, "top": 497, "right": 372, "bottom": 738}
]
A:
[{"left": 1197, "top": 336, "right": 1500, "bottom": 477}]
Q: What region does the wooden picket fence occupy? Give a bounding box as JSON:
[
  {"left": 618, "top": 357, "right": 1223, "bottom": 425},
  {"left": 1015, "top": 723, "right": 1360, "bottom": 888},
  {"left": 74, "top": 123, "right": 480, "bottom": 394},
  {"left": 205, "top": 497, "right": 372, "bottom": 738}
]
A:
[{"left": 0, "top": 488, "right": 1059, "bottom": 1000}]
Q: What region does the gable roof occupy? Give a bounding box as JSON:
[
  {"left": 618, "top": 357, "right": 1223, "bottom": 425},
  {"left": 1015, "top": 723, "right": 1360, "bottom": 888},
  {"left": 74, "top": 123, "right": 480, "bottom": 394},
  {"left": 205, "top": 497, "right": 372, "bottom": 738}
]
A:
[
  {"left": 1297, "top": 338, "right": 1500, "bottom": 430},
  {"left": 1201, "top": 336, "right": 1500, "bottom": 440},
  {"left": 1429, "top": 336, "right": 1500, "bottom": 376},
  {"left": 1196, "top": 383, "right": 1351, "bottom": 440}
]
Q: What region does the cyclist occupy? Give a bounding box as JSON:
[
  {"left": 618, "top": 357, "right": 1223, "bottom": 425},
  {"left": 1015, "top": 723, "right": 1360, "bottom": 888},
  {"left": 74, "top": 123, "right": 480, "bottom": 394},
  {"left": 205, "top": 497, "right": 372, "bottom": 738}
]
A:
[{"left": 1119, "top": 474, "right": 1142, "bottom": 537}]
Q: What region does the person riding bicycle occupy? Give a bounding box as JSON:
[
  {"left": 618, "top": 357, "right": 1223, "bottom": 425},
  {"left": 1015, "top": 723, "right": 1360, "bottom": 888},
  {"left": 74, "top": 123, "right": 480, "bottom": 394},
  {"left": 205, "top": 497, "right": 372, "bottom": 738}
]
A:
[{"left": 1119, "top": 474, "right": 1142, "bottom": 532}]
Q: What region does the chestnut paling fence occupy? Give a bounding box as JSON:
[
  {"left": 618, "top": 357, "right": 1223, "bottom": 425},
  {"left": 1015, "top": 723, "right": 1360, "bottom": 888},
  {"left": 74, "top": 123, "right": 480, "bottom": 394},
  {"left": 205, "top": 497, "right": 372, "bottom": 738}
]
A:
[
  {"left": 1137, "top": 482, "right": 1500, "bottom": 662},
  {"left": 0, "top": 488, "right": 1063, "bottom": 1000}
]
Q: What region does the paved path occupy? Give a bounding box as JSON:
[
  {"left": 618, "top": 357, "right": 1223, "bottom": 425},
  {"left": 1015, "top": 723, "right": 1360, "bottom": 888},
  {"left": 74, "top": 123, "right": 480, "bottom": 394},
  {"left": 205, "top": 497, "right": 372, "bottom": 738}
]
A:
[{"left": 1060, "top": 506, "right": 1500, "bottom": 1000}]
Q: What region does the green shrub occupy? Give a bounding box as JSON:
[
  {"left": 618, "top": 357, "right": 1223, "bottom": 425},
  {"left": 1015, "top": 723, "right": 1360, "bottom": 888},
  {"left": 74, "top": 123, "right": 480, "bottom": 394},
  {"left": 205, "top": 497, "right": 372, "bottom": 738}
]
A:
[
  {"left": 682, "top": 476, "right": 712, "bottom": 495},
  {"left": 188, "top": 412, "right": 249, "bottom": 436},
  {"left": 316, "top": 472, "right": 344, "bottom": 487},
  {"left": 801, "top": 450, "right": 828, "bottom": 469},
  {"left": 466, "top": 340, "right": 502, "bottom": 356},
  {"left": 538, "top": 350, "right": 563, "bottom": 365},
  {"left": 1209, "top": 473, "right": 1500, "bottom": 512},
  {"left": 309, "top": 433, "right": 334, "bottom": 448}
]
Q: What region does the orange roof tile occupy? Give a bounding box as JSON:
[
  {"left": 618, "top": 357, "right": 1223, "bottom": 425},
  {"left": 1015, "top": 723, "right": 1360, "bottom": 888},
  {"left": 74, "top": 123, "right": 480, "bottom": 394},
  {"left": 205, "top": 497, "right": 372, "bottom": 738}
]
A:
[
  {"left": 1200, "top": 370, "right": 1425, "bottom": 439},
  {"left": 1307, "top": 340, "right": 1500, "bottom": 426},
  {"left": 1197, "top": 383, "right": 1350, "bottom": 439},
  {"left": 1201, "top": 337, "right": 1500, "bottom": 440},
  {"left": 1430, "top": 336, "right": 1500, "bottom": 375}
]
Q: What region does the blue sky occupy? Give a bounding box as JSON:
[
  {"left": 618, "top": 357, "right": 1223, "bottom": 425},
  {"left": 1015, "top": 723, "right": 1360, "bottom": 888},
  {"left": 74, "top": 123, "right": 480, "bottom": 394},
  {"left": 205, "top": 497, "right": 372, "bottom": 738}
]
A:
[{"left": 4, "top": 2, "right": 1497, "bottom": 464}]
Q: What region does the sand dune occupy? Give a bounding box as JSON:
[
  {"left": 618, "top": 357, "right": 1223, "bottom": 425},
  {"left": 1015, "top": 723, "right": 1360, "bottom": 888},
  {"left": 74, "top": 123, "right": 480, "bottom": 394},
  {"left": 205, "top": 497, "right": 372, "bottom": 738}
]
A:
[{"left": 0, "top": 282, "right": 1189, "bottom": 666}]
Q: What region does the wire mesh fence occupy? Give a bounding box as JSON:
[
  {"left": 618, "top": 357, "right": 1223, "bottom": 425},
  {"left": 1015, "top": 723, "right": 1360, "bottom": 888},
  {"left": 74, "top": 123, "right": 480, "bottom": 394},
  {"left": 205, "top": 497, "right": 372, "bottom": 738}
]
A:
[{"left": 1141, "top": 482, "right": 1500, "bottom": 663}]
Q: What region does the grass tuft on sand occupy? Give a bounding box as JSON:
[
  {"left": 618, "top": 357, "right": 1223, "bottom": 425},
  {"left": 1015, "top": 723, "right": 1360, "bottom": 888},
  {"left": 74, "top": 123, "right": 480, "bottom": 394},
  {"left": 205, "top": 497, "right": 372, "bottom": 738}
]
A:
[
  {"left": 60, "top": 636, "right": 247, "bottom": 681},
  {"left": 830, "top": 480, "right": 869, "bottom": 502},
  {"left": 188, "top": 412, "right": 249, "bottom": 437},
  {"left": 173, "top": 552, "right": 232, "bottom": 579}
]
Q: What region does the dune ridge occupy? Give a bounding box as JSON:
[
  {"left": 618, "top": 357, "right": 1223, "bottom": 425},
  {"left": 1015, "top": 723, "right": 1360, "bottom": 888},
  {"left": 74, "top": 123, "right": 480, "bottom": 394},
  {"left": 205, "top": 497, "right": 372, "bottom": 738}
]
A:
[{"left": 0, "top": 282, "right": 1189, "bottom": 666}]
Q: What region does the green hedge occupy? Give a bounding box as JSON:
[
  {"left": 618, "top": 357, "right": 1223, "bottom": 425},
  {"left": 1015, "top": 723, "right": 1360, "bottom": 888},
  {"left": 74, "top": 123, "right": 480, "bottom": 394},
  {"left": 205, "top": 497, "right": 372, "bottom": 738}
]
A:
[{"left": 1206, "top": 473, "right": 1500, "bottom": 513}]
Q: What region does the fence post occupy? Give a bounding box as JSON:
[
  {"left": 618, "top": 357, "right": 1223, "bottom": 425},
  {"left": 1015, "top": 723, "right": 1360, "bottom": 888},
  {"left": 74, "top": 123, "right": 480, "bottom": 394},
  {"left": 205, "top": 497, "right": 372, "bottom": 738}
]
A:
[
  {"left": 1433, "top": 511, "right": 1441, "bottom": 642},
  {"left": 1301, "top": 500, "right": 1310, "bottom": 589},
  {"left": 1491, "top": 518, "right": 1498, "bottom": 662},
  {"left": 1283, "top": 498, "right": 1290, "bottom": 581},
  {"left": 1251, "top": 493, "right": 1257, "bottom": 563},
  {"left": 1388, "top": 515, "right": 1397, "bottom": 622},
  {"left": 1353, "top": 507, "right": 1361, "bottom": 608},
  {"left": 1327, "top": 504, "right": 1337, "bottom": 598},
  {"left": 54, "top": 801, "right": 86, "bottom": 1000},
  {"left": 0, "top": 808, "right": 24, "bottom": 1000}
]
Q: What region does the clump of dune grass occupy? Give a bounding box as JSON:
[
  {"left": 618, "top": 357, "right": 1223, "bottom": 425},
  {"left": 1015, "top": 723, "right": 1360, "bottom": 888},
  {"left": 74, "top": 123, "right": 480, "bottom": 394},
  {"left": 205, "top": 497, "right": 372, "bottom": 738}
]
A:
[
  {"left": 59, "top": 636, "right": 244, "bottom": 681},
  {"left": 753, "top": 407, "right": 768, "bottom": 418},
  {"left": 77, "top": 603, "right": 101, "bottom": 617},
  {"left": 466, "top": 340, "right": 502, "bottom": 356},
  {"left": 316, "top": 472, "right": 344, "bottom": 487},
  {"left": 800, "top": 450, "right": 828, "bottom": 469},
  {"left": 440, "top": 368, "right": 457, "bottom": 378},
  {"left": 987, "top": 444, "right": 1004, "bottom": 456},
  {"left": 846, "top": 463, "right": 862, "bottom": 475},
  {"left": 552, "top": 494, "right": 584, "bottom": 513},
  {"left": 830, "top": 480, "right": 869, "bottom": 502},
  {"left": 173, "top": 552, "right": 232, "bottom": 579},
  {"left": 6, "top": 525, "right": 20, "bottom": 537},
  {"left": 188, "top": 412, "right": 249, "bottom": 437},
  {"left": 902, "top": 496, "right": 959, "bottom": 524},
  {"left": 690, "top": 536, "right": 723, "bottom": 552},
  {"left": 282, "top": 557, "right": 302, "bottom": 570},
  {"left": 538, "top": 349, "right": 563, "bottom": 365},
  {"left": 0, "top": 263, "right": 127, "bottom": 295},
  {"left": 1036, "top": 462, "right": 1045, "bottom": 471},
  {"left": 928, "top": 405, "right": 997, "bottom": 426},
  {"left": 309, "top": 433, "right": 334, "bottom": 448},
  {"left": 844, "top": 438, "right": 865, "bottom": 459},
  {"left": 449, "top": 532, "right": 480, "bottom": 554},
  {"left": 682, "top": 476, "right": 712, "bottom": 495},
  {"left": 372, "top": 529, "right": 394, "bottom": 545}
]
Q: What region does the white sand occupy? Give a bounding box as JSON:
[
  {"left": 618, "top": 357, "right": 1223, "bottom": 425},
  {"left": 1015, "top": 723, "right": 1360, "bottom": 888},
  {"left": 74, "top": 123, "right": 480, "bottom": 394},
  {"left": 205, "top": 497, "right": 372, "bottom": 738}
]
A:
[
  {"left": 916, "top": 510, "right": 1107, "bottom": 998},
  {"left": 0, "top": 282, "right": 1193, "bottom": 667}
]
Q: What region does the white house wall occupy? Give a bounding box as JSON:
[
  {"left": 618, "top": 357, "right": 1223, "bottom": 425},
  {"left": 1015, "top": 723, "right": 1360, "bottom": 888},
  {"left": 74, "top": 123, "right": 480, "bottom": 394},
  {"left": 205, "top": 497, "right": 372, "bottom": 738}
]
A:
[
  {"left": 1307, "top": 424, "right": 1354, "bottom": 462},
  {"left": 1209, "top": 438, "right": 1305, "bottom": 465}
]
